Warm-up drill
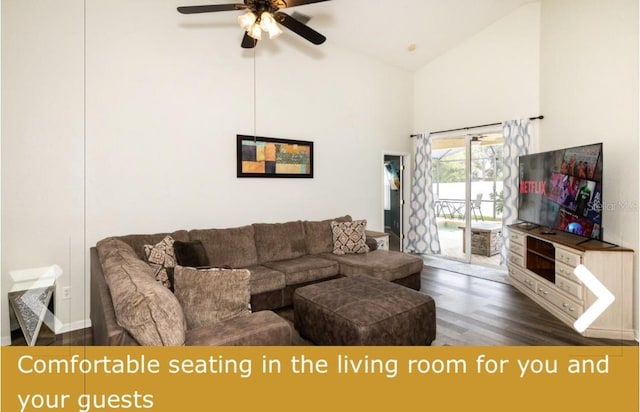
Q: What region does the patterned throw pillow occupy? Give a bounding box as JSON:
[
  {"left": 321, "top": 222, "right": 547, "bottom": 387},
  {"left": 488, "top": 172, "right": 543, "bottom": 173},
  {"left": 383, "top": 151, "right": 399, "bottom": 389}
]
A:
[
  {"left": 331, "top": 220, "right": 370, "bottom": 255},
  {"left": 144, "top": 235, "right": 176, "bottom": 289}
]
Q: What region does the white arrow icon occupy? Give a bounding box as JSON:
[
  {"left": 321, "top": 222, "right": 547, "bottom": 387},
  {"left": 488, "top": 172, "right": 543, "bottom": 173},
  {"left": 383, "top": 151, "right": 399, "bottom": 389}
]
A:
[{"left": 573, "top": 264, "right": 615, "bottom": 333}]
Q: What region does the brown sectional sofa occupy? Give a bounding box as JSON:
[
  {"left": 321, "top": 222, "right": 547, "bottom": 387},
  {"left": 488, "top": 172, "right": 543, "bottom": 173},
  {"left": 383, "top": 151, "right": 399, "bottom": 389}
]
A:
[{"left": 90, "top": 215, "right": 424, "bottom": 346}]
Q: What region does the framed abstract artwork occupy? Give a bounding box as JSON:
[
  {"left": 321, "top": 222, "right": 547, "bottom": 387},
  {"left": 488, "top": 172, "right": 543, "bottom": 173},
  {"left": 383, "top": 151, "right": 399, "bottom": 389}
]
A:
[{"left": 237, "top": 135, "right": 314, "bottom": 178}]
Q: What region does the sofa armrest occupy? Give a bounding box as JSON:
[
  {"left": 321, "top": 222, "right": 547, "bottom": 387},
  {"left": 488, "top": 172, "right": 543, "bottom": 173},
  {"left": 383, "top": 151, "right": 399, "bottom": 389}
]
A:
[{"left": 90, "top": 247, "right": 139, "bottom": 346}]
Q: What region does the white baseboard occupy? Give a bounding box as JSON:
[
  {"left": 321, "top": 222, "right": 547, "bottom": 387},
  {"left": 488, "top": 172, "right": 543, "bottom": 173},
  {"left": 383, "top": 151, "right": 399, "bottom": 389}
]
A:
[{"left": 56, "top": 319, "right": 92, "bottom": 335}]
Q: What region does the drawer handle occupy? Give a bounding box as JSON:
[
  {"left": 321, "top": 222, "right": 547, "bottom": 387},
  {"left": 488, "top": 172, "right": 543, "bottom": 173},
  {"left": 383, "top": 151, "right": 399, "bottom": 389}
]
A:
[{"left": 562, "top": 303, "right": 568, "bottom": 308}]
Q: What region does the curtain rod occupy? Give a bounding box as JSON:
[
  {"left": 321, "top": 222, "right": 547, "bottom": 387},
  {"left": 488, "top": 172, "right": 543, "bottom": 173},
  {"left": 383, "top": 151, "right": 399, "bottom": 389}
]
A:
[{"left": 410, "top": 115, "right": 544, "bottom": 138}]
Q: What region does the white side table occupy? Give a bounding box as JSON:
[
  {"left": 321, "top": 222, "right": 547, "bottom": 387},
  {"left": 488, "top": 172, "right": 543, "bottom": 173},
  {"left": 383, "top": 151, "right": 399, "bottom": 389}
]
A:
[
  {"left": 8, "top": 265, "right": 60, "bottom": 346},
  {"left": 8, "top": 286, "right": 56, "bottom": 346},
  {"left": 365, "top": 230, "right": 390, "bottom": 251}
]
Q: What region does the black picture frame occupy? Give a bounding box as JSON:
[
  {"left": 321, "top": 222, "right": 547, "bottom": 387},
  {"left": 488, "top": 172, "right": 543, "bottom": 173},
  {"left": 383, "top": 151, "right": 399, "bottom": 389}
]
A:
[{"left": 236, "top": 134, "right": 314, "bottom": 178}]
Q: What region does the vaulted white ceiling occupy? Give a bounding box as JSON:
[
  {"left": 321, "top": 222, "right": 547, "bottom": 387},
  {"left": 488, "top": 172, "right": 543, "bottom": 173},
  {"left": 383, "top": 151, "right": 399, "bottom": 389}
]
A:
[
  {"left": 282, "top": 0, "right": 537, "bottom": 71},
  {"left": 174, "top": 0, "right": 537, "bottom": 70}
]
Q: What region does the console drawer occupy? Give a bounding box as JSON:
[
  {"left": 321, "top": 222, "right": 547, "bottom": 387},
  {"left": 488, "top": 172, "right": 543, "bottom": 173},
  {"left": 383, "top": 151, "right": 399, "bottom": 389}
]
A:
[
  {"left": 510, "top": 242, "right": 524, "bottom": 257},
  {"left": 556, "top": 247, "right": 581, "bottom": 267},
  {"left": 508, "top": 252, "right": 524, "bottom": 268},
  {"left": 556, "top": 276, "right": 583, "bottom": 300},
  {"left": 509, "top": 266, "right": 536, "bottom": 291},
  {"left": 510, "top": 231, "right": 524, "bottom": 247},
  {"left": 556, "top": 262, "right": 581, "bottom": 284},
  {"left": 536, "top": 284, "right": 583, "bottom": 320}
]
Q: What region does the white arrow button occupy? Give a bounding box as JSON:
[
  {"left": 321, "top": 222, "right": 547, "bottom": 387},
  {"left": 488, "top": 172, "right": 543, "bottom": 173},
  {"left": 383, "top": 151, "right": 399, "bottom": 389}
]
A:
[{"left": 573, "top": 264, "right": 615, "bottom": 333}]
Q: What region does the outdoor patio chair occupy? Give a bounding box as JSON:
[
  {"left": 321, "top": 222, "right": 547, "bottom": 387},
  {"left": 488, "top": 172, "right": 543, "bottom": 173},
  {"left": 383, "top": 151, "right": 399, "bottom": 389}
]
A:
[{"left": 471, "top": 193, "right": 484, "bottom": 221}]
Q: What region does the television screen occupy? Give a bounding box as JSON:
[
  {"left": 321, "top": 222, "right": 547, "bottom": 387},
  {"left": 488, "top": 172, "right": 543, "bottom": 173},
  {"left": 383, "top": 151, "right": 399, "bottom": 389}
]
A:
[{"left": 518, "top": 143, "right": 603, "bottom": 239}]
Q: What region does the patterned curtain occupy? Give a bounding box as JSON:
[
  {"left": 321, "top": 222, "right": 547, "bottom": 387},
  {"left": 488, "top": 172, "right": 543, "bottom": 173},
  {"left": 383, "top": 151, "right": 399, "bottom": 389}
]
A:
[
  {"left": 501, "top": 119, "right": 532, "bottom": 264},
  {"left": 407, "top": 133, "right": 441, "bottom": 254}
]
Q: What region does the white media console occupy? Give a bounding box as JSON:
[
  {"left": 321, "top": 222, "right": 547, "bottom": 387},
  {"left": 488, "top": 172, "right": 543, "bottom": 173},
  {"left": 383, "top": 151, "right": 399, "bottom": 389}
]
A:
[{"left": 507, "top": 223, "right": 634, "bottom": 340}]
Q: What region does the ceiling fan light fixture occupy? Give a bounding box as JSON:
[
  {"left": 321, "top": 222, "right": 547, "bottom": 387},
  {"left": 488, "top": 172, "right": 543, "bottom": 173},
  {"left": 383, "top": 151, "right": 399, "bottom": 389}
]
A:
[
  {"left": 237, "top": 11, "right": 257, "bottom": 31},
  {"left": 248, "top": 22, "right": 262, "bottom": 40},
  {"left": 259, "top": 12, "right": 276, "bottom": 30},
  {"left": 267, "top": 24, "right": 283, "bottom": 39},
  {"left": 259, "top": 12, "right": 283, "bottom": 39},
  {"left": 178, "top": 0, "right": 330, "bottom": 48}
]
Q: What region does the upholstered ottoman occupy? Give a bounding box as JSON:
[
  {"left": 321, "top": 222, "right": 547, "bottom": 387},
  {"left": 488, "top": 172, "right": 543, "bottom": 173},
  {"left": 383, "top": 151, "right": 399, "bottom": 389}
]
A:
[{"left": 293, "top": 276, "right": 436, "bottom": 346}]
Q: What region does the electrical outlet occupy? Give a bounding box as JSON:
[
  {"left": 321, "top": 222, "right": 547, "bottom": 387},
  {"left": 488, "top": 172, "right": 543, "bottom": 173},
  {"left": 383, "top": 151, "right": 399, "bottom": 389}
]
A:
[{"left": 61, "top": 286, "right": 71, "bottom": 300}]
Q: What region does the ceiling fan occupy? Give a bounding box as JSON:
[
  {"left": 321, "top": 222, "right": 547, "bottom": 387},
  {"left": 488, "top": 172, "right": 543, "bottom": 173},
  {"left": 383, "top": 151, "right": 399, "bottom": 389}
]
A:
[{"left": 177, "top": 0, "right": 330, "bottom": 49}]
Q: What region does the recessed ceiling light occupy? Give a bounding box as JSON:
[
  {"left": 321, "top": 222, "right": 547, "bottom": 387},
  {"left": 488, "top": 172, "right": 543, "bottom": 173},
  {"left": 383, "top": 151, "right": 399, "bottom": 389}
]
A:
[{"left": 407, "top": 44, "right": 417, "bottom": 52}]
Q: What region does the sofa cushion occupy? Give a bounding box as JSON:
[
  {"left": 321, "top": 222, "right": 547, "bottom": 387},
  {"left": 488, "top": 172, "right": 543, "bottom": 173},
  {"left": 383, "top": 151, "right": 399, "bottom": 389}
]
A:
[
  {"left": 189, "top": 225, "right": 259, "bottom": 268},
  {"left": 253, "top": 221, "right": 307, "bottom": 264},
  {"left": 331, "top": 220, "right": 369, "bottom": 255},
  {"left": 263, "top": 255, "right": 340, "bottom": 285},
  {"left": 173, "top": 266, "right": 251, "bottom": 330},
  {"left": 303, "top": 215, "right": 352, "bottom": 255},
  {"left": 185, "top": 311, "right": 292, "bottom": 346},
  {"left": 244, "top": 265, "right": 286, "bottom": 295},
  {"left": 97, "top": 238, "right": 186, "bottom": 346},
  {"left": 320, "top": 250, "right": 424, "bottom": 282},
  {"left": 173, "top": 240, "right": 210, "bottom": 268}
]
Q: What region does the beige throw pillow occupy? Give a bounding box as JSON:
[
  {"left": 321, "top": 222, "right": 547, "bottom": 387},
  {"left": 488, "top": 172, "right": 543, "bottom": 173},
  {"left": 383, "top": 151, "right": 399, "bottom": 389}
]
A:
[
  {"left": 331, "top": 220, "right": 370, "bottom": 255},
  {"left": 173, "top": 266, "right": 251, "bottom": 330}
]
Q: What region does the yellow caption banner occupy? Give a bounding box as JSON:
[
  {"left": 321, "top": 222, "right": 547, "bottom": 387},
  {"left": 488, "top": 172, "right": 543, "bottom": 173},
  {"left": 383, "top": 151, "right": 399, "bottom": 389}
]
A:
[{"left": 1, "top": 346, "right": 638, "bottom": 411}]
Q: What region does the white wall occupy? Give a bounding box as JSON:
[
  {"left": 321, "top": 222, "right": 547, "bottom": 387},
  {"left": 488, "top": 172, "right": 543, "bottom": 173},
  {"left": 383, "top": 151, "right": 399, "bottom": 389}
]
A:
[
  {"left": 1, "top": 0, "right": 414, "bottom": 342},
  {"left": 1, "top": 0, "right": 86, "bottom": 345},
  {"left": 539, "top": 0, "right": 639, "bottom": 335},
  {"left": 413, "top": 2, "right": 541, "bottom": 133},
  {"left": 85, "top": 0, "right": 413, "bottom": 239}
]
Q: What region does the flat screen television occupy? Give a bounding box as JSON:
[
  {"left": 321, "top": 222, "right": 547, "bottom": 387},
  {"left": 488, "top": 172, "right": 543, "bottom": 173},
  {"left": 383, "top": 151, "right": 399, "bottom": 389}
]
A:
[{"left": 518, "top": 143, "right": 603, "bottom": 240}]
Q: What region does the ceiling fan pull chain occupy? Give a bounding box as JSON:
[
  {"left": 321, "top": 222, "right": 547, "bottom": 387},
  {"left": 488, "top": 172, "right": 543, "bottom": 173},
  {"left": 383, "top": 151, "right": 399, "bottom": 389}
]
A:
[{"left": 253, "top": 46, "right": 257, "bottom": 142}]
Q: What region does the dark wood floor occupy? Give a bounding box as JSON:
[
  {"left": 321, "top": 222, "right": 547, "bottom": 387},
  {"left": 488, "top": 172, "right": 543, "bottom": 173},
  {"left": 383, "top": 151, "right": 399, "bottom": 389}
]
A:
[
  {"left": 422, "top": 266, "right": 637, "bottom": 346},
  {"left": 10, "top": 326, "right": 93, "bottom": 346},
  {"left": 11, "top": 267, "right": 637, "bottom": 346}
]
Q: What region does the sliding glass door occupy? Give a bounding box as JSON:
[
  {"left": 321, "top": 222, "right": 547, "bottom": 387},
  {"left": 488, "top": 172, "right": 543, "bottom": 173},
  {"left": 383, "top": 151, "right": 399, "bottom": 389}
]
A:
[{"left": 432, "top": 133, "right": 505, "bottom": 267}]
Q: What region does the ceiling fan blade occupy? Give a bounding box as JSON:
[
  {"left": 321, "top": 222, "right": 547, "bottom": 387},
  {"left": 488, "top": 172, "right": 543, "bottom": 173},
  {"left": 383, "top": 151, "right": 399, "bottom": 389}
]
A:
[
  {"left": 276, "top": 12, "right": 326, "bottom": 45},
  {"left": 177, "top": 4, "right": 246, "bottom": 14},
  {"left": 280, "top": 0, "right": 331, "bottom": 8},
  {"left": 241, "top": 32, "right": 258, "bottom": 49}
]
